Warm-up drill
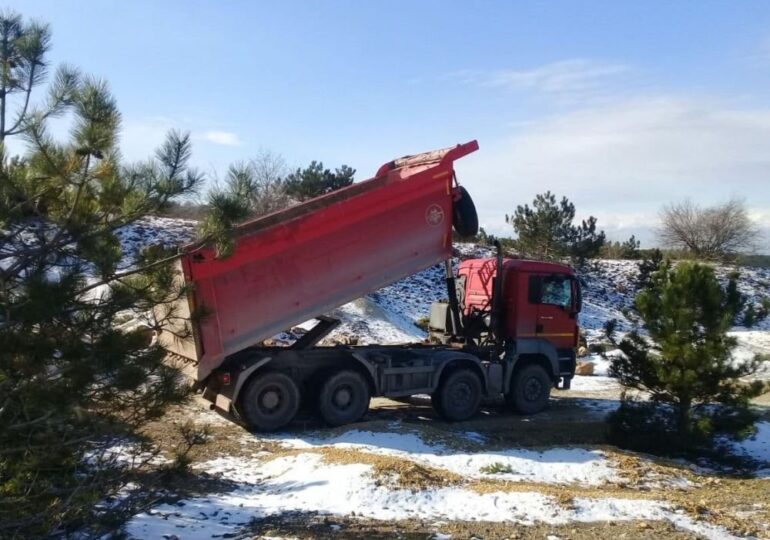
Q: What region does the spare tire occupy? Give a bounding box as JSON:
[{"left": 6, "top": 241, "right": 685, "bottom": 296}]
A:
[{"left": 452, "top": 186, "right": 479, "bottom": 237}]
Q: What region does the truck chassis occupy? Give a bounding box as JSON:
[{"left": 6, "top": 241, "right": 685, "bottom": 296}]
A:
[{"left": 201, "top": 319, "right": 576, "bottom": 431}]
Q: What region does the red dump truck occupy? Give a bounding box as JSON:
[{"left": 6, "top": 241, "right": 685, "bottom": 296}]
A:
[{"left": 158, "top": 140, "right": 582, "bottom": 431}]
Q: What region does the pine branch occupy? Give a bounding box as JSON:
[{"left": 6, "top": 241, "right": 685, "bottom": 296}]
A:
[
  {"left": 5, "top": 60, "right": 35, "bottom": 135},
  {"left": 74, "top": 241, "right": 208, "bottom": 297}
]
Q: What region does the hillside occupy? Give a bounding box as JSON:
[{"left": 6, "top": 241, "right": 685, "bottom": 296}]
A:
[
  {"left": 116, "top": 217, "right": 770, "bottom": 376},
  {"left": 111, "top": 217, "right": 770, "bottom": 539}
]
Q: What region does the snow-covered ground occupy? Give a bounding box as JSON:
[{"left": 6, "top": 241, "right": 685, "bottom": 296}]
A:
[
  {"left": 129, "top": 455, "right": 731, "bottom": 539},
  {"left": 324, "top": 297, "right": 425, "bottom": 345},
  {"left": 124, "top": 427, "right": 748, "bottom": 540},
  {"left": 271, "top": 428, "right": 615, "bottom": 485},
  {"left": 579, "top": 259, "right": 770, "bottom": 333},
  {"left": 114, "top": 215, "right": 198, "bottom": 269}
]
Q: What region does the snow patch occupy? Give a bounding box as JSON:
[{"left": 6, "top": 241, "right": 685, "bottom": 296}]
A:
[
  {"left": 268, "top": 429, "right": 616, "bottom": 485},
  {"left": 570, "top": 375, "right": 622, "bottom": 393},
  {"left": 326, "top": 297, "right": 425, "bottom": 345},
  {"left": 124, "top": 453, "right": 741, "bottom": 540}
]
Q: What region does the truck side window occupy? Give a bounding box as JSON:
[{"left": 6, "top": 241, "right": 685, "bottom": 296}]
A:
[
  {"left": 528, "top": 276, "right": 543, "bottom": 304},
  {"left": 528, "top": 275, "right": 572, "bottom": 308}
]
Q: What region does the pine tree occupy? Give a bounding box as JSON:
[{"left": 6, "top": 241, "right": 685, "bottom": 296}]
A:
[
  {"left": 507, "top": 191, "right": 605, "bottom": 263},
  {"left": 0, "top": 10, "right": 246, "bottom": 535},
  {"left": 608, "top": 262, "right": 766, "bottom": 454},
  {"left": 284, "top": 160, "right": 355, "bottom": 201},
  {"left": 620, "top": 234, "right": 641, "bottom": 259},
  {"left": 635, "top": 248, "right": 663, "bottom": 289},
  {"left": 570, "top": 215, "right": 607, "bottom": 266},
  {"left": 0, "top": 12, "right": 55, "bottom": 140}
]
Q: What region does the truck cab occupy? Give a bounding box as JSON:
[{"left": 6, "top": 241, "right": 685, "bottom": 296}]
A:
[
  {"left": 458, "top": 257, "right": 580, "bottom": 351},
  {"left": 430, "top": 255, "right": 581, "bottom": 410}
]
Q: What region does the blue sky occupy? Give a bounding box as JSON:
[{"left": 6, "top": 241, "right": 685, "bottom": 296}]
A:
[{"left": 7, "top": 0, "right": 770, "bottom": 248}]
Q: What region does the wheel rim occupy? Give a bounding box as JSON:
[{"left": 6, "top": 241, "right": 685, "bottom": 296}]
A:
[
  {"left": 449, "top": 380, "right": 473, "bottom": 409},
  {"left": 523, "top": 377, "right": 543, "bottom": 402},
  {"left": 332, "top": 385, "right": 353, "bottom": 411},
  {"left": 258, "top": 385, "right": 283, "bottom": 415}
]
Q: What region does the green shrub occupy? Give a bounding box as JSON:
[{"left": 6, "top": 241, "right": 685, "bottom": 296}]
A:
[
  {"left": 480, "top": 462, "right": 514, "bottom": 475},
  {"left": 609, "top": 262, "right": 766, "bottom": 455}
]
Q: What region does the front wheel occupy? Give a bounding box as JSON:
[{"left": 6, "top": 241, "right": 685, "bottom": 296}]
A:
[
  {"left": 507, "top": 364, "right": 551, "bottom": 415},
  {"left": 433, "top": 368, "right": 482, "bottom": 422},
  {"left": 318, "top": 370, "right": 371, "bottom": 426},
  {"left": 239, "top": 372, "right": 300, "bottom": 431}
]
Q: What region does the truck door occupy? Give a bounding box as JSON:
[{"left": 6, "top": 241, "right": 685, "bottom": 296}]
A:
[{"left": 527, "top": 274, "right": 576, "bottom": 349}]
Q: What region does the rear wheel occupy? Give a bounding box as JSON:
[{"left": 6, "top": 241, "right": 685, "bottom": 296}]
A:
[
  {"left": 434, "top": 368, "right": 482, "bottom": 421},
  {"left": 508, "top": 364, "right": 551, "bottom": 415},
  {"left": 318, "top": 370, "right": 371, "bottom": 426},
  {"left": 240, "top": 372, "right": 300, "bottom": 431}
]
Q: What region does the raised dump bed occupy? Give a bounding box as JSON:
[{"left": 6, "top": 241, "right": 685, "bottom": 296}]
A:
[{"left": 158, "top": 141, "right": 479, "bottom": 381}]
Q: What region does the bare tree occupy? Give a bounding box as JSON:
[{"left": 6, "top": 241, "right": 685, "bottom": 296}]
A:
[
  {"left": 249, "top": 148, "right": 290, "bottom": 215},
  {"left": 659, "top": 198, "right": 760, "bottom": 259},
  {"left": 220, "top": 149, "right": 291, "bottom": 218}
]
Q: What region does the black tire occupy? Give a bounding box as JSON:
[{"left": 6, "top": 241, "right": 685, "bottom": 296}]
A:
[
  {"left": 318, "top": 370, "right": 371, "bottom": 426},
  {"left": 452, "top": 186, "right": 479, "bottom": 237},
  {"left": 508, "top": 364, "right": 552, "bottom": 415},
  {"left": 434, "top": 368, "right": 482, "bottom": 422},
  {"left": 240, "top": 372, "right": 300, "bottom": 431}
]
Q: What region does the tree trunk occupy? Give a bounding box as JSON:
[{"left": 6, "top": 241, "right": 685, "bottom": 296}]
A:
[{"left": 676, "top": 398, "right": 692, "bottom": 446}]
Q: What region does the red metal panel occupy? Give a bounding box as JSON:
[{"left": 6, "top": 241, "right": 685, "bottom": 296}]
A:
[
  {"left": 179, "top": 141, "right": 478, "bottom": 380},
  {"left": 458, "top": 258, "right": 497, "bottom": 316},
  {"left": 458, "top": 258, "right": 577, "bottom": 342}
]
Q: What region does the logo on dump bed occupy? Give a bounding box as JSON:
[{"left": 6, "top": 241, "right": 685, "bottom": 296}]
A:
[{"left": 425, "top": 204, "right": 444, "bottom": 226}]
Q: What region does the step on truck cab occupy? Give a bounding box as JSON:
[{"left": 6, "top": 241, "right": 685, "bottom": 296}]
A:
[{"left": 156, "top": 140, "right": 582, "bottom": 431}]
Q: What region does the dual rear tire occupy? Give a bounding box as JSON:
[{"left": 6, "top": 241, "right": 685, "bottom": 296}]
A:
[
  {"left": 239, "top": 372, "right": 301, "bottom": 432},
  {"left": 240, "top": 369, "right": 370, "bottom": 431},
  {"left": 317, "top": 370, "right": 371, "bottom": 427}
]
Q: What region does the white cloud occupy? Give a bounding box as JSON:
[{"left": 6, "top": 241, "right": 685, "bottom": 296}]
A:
[
  {"left": 448, "top": 59, "right": 633, "bottom": 102},
  {"left": 457, "top": 96, "right": 770, "bottom": 249},
  {"left": 120, "top": 120, "right": 243, "bottom": 162},
  {"left": 201, "top": 130, "right": 242, "bottom": 146}
]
